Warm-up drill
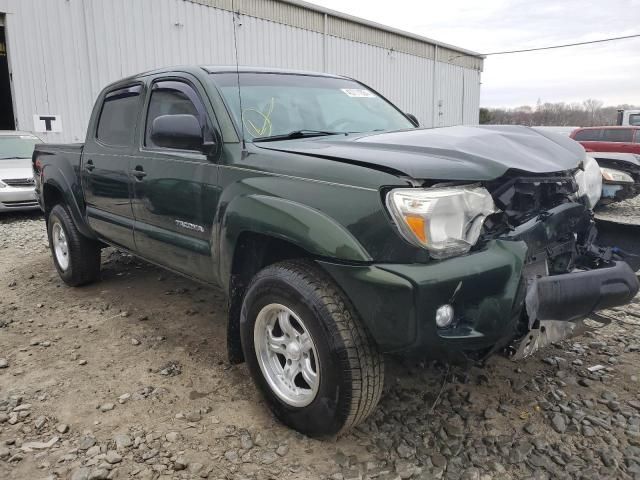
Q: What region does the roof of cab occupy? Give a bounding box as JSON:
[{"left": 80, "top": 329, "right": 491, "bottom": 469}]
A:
[
  {"left": 202, "top": 66, "right": 347, "bottom": 78},
  {"left": 112, "top": 65, "right": 348, "bottom": 86}
]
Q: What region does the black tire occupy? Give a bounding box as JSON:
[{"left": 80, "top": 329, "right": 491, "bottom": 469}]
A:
[
  {"left": 47, "top": 204, "right": 101, "bottom": 287},
  {"left": 240, "top": 260, "right": 384, "bottom": 436}
]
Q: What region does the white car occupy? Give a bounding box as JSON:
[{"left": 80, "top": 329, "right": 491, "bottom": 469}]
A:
[{"left": 0, "top": 131, "right": 42, "bottom": 212}]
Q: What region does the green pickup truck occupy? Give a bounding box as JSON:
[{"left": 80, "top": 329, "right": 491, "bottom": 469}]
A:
[{"left": 33, "top": 66, "right": 639, "bottom": 436}]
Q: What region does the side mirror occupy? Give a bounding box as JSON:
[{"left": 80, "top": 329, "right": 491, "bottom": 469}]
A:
[
  {"left": 150, "top": 114, "right": 205, "bottom": 151},
  {"left": 405, "top": 113, "right": 419, "bottom": 127}
]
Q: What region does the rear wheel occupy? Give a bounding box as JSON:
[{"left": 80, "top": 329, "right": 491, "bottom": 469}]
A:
[
  {"left": 240, "top": 260, "right": 384, "bottom": 436},
  {"left": 47, "top": 204, "right": 101, "bottom": 286}
]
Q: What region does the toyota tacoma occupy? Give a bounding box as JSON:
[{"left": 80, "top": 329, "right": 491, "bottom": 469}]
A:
[{"left": 33, "top": 66, "right": 639, "bottom": 436}]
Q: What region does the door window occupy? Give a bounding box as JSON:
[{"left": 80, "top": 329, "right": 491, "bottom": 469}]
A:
[
  {"left": 629, "top": 114, "right": 640, "bottom": 126},
  {"left": 602, "top": 129, "right": 634, "bottom": 143},
  {"left": 573, "top": 129, "right": 602, "bottom": 141},
  {"left": 96, "top": 86, "right": 142, "bottom": 147},
  {"left": 145, "top": 81, "right": 205, "bottom": 150}
]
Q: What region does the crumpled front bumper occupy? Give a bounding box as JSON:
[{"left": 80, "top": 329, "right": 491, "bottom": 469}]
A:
[
  {"left": 320, "top": 240, "right": 529, "bottom": 357},
  {"left": 526, "top": 261, "right": 638, "bottom": 323},
  {"left": 510, "top": 261, "right": 639, "bottom": 360},
  {"left": 319, "top": 203, "right": 639, "bottom": 360}
]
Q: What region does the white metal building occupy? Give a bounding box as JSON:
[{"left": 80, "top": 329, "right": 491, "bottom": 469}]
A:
[{"left": 0, "top": 0, "right": 484, "bottom": 143}]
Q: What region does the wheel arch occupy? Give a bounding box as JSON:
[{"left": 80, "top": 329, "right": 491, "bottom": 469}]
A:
[
  {"left": 42, "top": 177, "right": 95, "bottom": 239},
  {"left": 219, "top": 194, "right": 371, "bottom": 290},
  {"left": 226, "top": 231, "right": 314, "bottom": 364},
  {"left": 220, "top": 195, "right": 373, "bottom": 364}
]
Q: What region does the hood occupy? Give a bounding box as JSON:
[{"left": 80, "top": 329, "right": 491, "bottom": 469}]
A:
[
  {"left": 256, "top": 125, "right": 586, "bottom": 181},
  {"left": 0, "top": 158, "right": 34, "bottom": 180}
]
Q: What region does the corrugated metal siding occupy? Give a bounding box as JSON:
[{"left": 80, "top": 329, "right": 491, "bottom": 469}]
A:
[
  {"left": 186, "top": 0, "right": 484, "bottom": 69},
  {"left": 3, "top": 0, "right": 94, "bottom": 142},
  {"left": 463, "top": 68, "right": 481, "bottom": 124},
  {"left": 2, "top": 0, "right": 481, "bottom": 142},
  {"left": 327, "top": 16, "right": 436, "bottom": 60},
  {"left": 436, "top": 45, "right": 483, "bottom": 71},
  {"left": 185, "top": 0, "right": 325, "bottom": 32},
  {"left": 436, "top": 63, "right": 466, "bottom": 127},
  {"left": 327, "top": 36, "right": 434, "bottom": 126},
  {"left": 236, "top": 15, "right": 324, "bottom": 70},
  {"left": 4, "top": 0, "right": 239, "bottom": 142},
  {"left": 432, "top": 65, "right": 480, "bottom": 126}
]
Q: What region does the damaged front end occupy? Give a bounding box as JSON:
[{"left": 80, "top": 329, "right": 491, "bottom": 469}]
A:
[{"left": 481, "top": 171, "right": 639, "bottom": 360}]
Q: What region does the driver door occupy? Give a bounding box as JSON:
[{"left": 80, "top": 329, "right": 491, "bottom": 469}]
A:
[{"left": 131, "top": 76, "right": 220, "bottom": 281}]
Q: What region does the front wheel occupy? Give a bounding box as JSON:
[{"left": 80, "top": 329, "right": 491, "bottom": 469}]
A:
[
  {"left": 240, "top": 260, "right": 384, "bottom": 436},
  {"left": 47, "top": 204, "right": 101, "bottom": 286}
]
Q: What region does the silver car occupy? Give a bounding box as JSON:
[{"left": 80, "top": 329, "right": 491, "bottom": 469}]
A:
[{"left": 0, "top": 131, "right": 42, "bottom": 212}]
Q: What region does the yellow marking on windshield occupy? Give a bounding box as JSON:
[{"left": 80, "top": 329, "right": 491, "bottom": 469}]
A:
[{"left": 243, "top": 97, "right": 274, "bottom": 137}]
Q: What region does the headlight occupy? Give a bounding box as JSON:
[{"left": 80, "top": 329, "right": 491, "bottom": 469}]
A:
[
  {"left": 386, "top": 185, "right": 496, "bottom": 259},
  {"left": 0, "top": 180, "right": 6, "bottom": 189},
  {"left": 601, "top": 167, "right": 634, "bottom": 184},
  {"left": 574, "top": 156, "right": 602, "bottom": 209}
]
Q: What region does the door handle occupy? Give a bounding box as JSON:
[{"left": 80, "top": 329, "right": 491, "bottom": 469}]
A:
[
  {"left": 85, "top": 160, "right": 95, "bottom": 172},
  {"left": 131, "top": 166, "right": 147, "bottom": 180}
]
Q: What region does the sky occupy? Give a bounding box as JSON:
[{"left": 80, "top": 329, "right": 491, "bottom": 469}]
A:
[{"left": 307, "top": 0, "right": 640, "bottom": 108}]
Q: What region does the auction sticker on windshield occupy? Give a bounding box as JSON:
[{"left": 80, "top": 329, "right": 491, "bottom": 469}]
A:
[{"left": 341, "top": 88, "right": 376, "bottom": 98}]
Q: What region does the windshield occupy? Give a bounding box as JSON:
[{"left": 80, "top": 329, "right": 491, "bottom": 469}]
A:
[
  {"left": 0, "top": 135, "right": 40, "bottom": 160},
  {"left": 211, "top": 73, "right": 414, "bottom": 141}
]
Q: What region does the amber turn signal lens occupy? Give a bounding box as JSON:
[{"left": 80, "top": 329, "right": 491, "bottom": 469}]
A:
[{"left": 404, "top": 215, "right": 427, "bottom": 243}]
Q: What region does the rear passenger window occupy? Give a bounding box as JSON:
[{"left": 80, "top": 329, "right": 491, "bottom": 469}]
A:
[
  {"left": 96, "top": 86, "right": 142, "bottom": 146},
  {"left": 573, "top": 129, "right": 601, "bottom": 141},
  {"left": 602, "top": 129, "right": 634, "bottom": 143}
]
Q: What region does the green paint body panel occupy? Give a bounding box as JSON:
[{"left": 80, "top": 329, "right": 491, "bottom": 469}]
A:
[
  {"left": 320, "top": 240, "right": 527, "bottom": 353},
  {"left": 219, "top": 193, "right": 372, "bottom": 291}
]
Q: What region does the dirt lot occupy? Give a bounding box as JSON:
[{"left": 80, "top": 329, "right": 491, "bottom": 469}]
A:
[
  {"left": 595, "top": 196, "right": 640, "bottom": 226},
  {"left": 1, "top": 211, "right": 640, "bottom": 480}
]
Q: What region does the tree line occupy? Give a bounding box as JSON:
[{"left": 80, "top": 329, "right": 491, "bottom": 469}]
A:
[{"left": 479, "top": 100, "right": 639, "bottom": 126}]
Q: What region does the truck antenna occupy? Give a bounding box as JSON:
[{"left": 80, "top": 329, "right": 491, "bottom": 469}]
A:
[{"left": 232, "top": 2, "right": 247, "bottom": 150}]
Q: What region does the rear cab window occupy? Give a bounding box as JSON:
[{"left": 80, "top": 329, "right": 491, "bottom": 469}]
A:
[{"left": 96, "top": 85, "right": 143, "bottom": 147}]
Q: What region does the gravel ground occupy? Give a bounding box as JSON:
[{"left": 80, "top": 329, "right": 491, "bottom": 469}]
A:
[
  {"left": 1, "top": 212, "right": 640, "bottom": 480},
  {"left": 595, "top": 196, "right": 640, "bottom": 226}
]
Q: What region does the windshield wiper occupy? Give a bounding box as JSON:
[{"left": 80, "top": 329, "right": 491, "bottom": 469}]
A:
[
  {"left": 0, "top": 156, "right": 26, "bottom": 160},
  {"left": 252, "top": 130, "right": 347, "bottom": 142}
]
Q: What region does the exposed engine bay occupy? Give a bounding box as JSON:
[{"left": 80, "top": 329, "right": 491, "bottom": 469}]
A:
[
  {"left": 477, "top": 170, "right": 638, "bottom": 359},
  {"left": 482, "top": 170, "right": 606, "bottom": 272}
]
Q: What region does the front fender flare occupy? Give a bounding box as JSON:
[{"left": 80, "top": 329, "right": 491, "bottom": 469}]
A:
[{"left": 219, "top": 194, "right": 372, "bottom": 291}]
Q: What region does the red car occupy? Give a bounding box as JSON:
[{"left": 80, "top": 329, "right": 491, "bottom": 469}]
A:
[{"left": 570, "top": 126, "right": 640, "bottom": 155}]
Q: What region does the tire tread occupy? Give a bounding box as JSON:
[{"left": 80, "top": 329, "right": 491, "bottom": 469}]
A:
[
  {"left": 48, "top": 204, "right": 101, "bottom": 286},
  {"left": 253, "top": 260, "right": 384, "bottom": 433}
]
